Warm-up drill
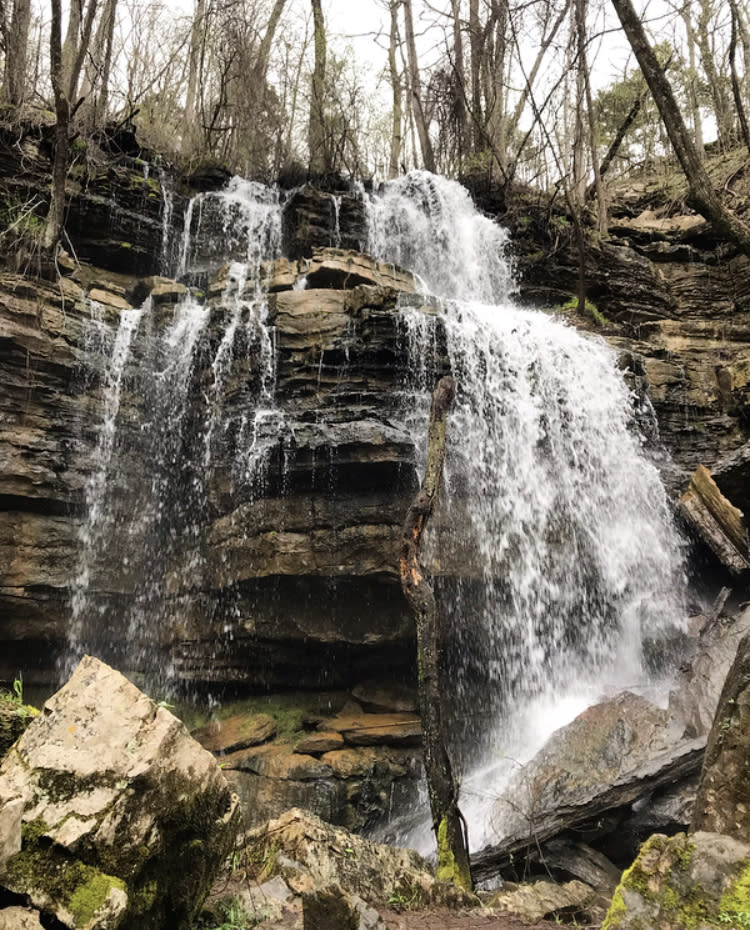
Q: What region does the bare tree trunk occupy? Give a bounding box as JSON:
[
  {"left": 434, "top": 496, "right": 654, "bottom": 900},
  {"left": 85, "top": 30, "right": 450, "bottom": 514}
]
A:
[
  {"left": 308, "top": 0, "right": 328, "bottom": 175},
  {"left": 43, "top": 0, "right": 99, "bottom": 251},
  {"left": 729, "top": 0, "right": 750, "bottom": 154},
  {"left": 736, "top": 0, "right": 750, "bottom": 101},
  {"left": 184, "top": 0, "right": 206, "bottom": 144},
  {"left": 612, "top": 0, "right": 750, "bottom": 257},
  {"left": 696, "top": 0, "right": 732, "bottom": 149},
  {"left": 402, "top": 0, "right": 435, "bottom": 172},
  {"left": 677, "top": 3, "right": 705, "bottom": 158},
  {"left": 388, "top": 0, "right": 404, "bottom": 178},
  {"left": 254, "top": 0, "right": 287, "bottom": 83},
  {"left": 79, "top": 0, "right": 118, "bottom": 131},
  {"left": 468, "top": 0, "right": 483, "bottom": 153},
  {"left": 44, "top": 0, "right": 69, "bottom": 252},
  {"left": 485, "top": 0, "right": 509, "bottom": 162},
  {"left": 449, "top": 0, "right": 467, "bottom": 166},
  {"left": 2, "top": 0, "right": 32, "bottom": 108},
  {"left": 575, "top": 0, "right": 606, "bottom": 233},
  {"left": 572, "top": 33, "right": 586, "bottom": 205},
  {"left": 400, "top": 375, "right": 472, "bottom": 893}
]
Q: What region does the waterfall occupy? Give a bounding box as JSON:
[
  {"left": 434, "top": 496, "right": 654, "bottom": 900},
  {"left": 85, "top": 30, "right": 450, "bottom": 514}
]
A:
[
  {"left": 177, "top": 177, "right": 282, "bottom": 280},
  {"left": 365, "top": 171, "right": 686, "bottom": 851},
  {"left": 65, "top": 180, "right": 284, "bottom": 690},
  {"left": 65, "top": 303, "right": 144, "bottom": 679},
  {"left": 65, "top": 165, "right": 686, "bottom": 847}
]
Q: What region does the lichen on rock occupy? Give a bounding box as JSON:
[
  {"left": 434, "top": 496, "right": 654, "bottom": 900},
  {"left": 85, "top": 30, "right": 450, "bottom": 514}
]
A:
[{"left": 0, "top": 655, "right": 239, "bottom": 930}]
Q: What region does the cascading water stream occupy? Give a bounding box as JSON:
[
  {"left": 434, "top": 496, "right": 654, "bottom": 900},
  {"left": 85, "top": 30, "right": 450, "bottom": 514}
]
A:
[
  {"left": 65, "top": 303, "right": 144, "bottom": 679},
  {"left": 65, "top": 165, "right": 686, "bottom": 852},
  {"left": 65, "top": 179, "right": 285, "bottom": 690},
  {"left": 365, "top": 171, "right": 686, "bottom": 851}
]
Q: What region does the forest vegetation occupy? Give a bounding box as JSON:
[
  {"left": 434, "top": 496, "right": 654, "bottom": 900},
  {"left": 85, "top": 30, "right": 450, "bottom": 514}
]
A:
[{"left": 0, "top": 0, "right": 749, "bottom": 253}]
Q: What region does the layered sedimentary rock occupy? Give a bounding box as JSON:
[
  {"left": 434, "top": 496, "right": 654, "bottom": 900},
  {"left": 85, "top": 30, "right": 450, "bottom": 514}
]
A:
[
  {"left": 0, "top": 245, "right": 438, "bottom": 689},
  {"left": 2, "top": 139, "right": 750, "bottom": 695},
  {"left": 495, "top": 188, "right": 750, "bottom": 489}
]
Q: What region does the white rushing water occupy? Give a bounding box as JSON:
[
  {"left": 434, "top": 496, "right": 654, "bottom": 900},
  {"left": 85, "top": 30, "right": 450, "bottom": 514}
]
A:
[
  {"left": 67, "top": 169, "right": 686, "bottom": 850},
  {"left": 66, "top": 180, "right": 285, "bottom": 688},
  {"left": 65, "top": 304, "right": 144, "bottom": 678},
  {"left": 177, "top": 177, "right": 282, "bottom": 278},
  {"left": 366, "top": 171, "right": 686, "bottom": 851}
]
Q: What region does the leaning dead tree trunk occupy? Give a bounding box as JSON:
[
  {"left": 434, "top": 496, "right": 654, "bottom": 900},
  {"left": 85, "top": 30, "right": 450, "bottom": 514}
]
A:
[
  {"left": 400, "top": 375, "right": 472, "bottom": 892},
  {"left": 611, "top": 0, "right": 750, "bottom": 257}
]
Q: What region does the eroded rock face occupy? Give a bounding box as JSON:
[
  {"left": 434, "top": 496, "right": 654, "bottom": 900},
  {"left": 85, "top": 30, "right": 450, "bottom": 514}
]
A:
[
  {"left": 0, "top": 248, "right": 437, "bottom": 688},
  {"left": 0, "top": 655, "right": 238, "bottom": 930}
]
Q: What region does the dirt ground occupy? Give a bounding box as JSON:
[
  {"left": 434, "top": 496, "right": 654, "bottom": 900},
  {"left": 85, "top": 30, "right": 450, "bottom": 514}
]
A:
[{"left": 377, "top": 907, "right": 596, "bottom": 929}]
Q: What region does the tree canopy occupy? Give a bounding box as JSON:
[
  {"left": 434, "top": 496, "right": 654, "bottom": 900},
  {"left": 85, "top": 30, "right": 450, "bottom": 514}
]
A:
[{"left": 1, "top": 0, "right": 749, "bottom": 248}]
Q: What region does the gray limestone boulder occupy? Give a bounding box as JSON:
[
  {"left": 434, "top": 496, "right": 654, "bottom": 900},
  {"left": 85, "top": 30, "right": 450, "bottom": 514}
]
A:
[{"left": 0, "top": 655, "right": 239, "bottom": 930}]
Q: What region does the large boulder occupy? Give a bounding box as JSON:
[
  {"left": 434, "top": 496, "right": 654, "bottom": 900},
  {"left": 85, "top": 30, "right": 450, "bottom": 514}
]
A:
[
  {"left": 472, "top": 608, "right": 750, "bottom": 885},
  {"left": 472, "top": 691, "right": 703, "bottom": 882},
  {"left": 244, "top": 808, "right": 477, "bottom": 909},
  {"left": 692, "top": 630, "right": 750, "bottom": 838},
  {"left": 602, "top": 831, "right": 750, "bottom": 929},
  {"left": 0, "top": 655, "right": 239, "bottom": 930}
]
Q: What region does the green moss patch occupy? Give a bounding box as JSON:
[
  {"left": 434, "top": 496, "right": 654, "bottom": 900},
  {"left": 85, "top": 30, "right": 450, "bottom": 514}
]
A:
[
  {"left": 5, "top": 818, "right": 126, "bottom": 925},
  {"left": 720, "top": 859, "right": 750, "bottom": 926},
  {"left": 602, "top": 834, "right": 748, "bottom": 929}
]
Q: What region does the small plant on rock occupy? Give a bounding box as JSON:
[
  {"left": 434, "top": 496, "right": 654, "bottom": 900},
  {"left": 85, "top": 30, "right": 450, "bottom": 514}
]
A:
[{"left": 201, "top": 896, "right": 257, "bottom": 930}]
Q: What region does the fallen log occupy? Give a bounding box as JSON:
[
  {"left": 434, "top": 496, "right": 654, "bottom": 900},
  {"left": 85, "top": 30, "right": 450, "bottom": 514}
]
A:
[{"left": 679, "top": 464, "right": 750, "bottom": 574}]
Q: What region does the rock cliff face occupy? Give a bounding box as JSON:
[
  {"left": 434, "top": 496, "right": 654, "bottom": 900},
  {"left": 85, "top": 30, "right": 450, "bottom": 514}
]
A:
[
  {"left": 1, "top": 139, "right": 750, "bottom": 695},
  {"left": 0, "top": 253, "right": 432, "bottom": 689}
]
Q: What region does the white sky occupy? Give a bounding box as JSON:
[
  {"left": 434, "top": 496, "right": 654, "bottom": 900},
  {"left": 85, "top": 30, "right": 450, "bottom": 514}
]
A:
[{"left": 324, "top": 0, "right": 681, "bottom": 93}]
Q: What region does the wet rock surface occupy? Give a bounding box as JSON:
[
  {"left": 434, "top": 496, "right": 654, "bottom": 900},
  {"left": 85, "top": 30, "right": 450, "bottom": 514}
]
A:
[
  {"left": 472, "top": 606, "right": 750, "bottom": 887},
  {"left": 0, "top": 248, "right": 436, "bottom": 688}
]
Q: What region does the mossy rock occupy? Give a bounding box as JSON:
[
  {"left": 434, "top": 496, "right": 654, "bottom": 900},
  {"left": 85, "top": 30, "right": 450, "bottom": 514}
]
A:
[
  {"left": 5, "top": 820, "right": 128, "bottom": 928},
  {"left": 603, "top": 831, "right": 750, "bottom": 929}
]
